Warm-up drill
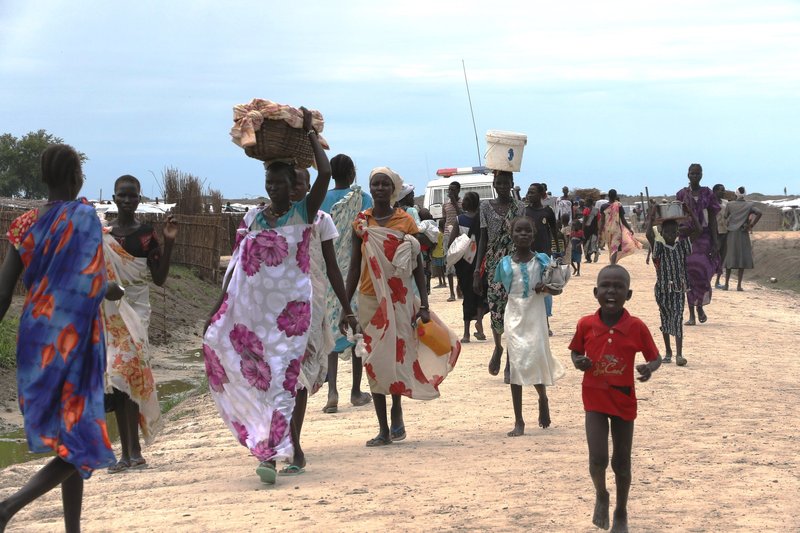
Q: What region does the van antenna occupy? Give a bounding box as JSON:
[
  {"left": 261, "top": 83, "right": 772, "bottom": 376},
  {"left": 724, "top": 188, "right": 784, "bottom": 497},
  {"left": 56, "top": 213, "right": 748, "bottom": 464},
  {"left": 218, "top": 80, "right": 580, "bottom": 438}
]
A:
[{"left": 462, "top": 59, "right": 482, "bottom": 167}]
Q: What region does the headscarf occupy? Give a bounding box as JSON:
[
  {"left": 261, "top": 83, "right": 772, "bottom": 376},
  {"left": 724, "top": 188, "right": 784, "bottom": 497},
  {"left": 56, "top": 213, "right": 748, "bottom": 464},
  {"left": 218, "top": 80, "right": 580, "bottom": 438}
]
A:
[
  {"left": 399, "top": 183, "right": 415, "bottom": 201},
  {"left": 369, "top": 167, "right": 404, "bottom": 205},
  {"left": 735, "top": 186, "right": 746, "bottom": 200}
]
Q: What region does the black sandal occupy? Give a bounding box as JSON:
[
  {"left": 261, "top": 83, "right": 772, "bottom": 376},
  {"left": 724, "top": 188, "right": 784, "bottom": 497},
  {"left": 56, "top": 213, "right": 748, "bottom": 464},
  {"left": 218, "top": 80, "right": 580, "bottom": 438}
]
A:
[
  {"left": 391, "top": 425, "right": 406, "bottom": 442},
  {"left": 366, "top": 434, "right": 392, "bottom": 447}
]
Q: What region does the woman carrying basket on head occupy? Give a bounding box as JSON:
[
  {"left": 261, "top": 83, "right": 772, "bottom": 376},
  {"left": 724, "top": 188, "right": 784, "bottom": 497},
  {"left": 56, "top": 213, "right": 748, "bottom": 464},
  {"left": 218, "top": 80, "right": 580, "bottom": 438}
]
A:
[
  {"left": 203, "top": 107, "right": 332, "bottom": 485},
  {"left": 342, "top": 167, "right": 460, "bottom": 447}
]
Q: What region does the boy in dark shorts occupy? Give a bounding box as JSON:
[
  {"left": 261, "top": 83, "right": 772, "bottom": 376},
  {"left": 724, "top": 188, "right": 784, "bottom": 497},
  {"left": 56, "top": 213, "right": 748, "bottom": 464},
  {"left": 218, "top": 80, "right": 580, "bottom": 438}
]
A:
[{"left": 569, "top": 265, "right": 662, "bottom": 532}]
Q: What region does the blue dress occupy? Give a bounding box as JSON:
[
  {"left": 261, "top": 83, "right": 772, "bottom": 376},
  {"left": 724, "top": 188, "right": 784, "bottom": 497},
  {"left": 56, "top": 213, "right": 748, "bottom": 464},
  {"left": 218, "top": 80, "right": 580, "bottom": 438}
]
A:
[{"left": 8, "top": 200, "right": 116, "bottom": 478}]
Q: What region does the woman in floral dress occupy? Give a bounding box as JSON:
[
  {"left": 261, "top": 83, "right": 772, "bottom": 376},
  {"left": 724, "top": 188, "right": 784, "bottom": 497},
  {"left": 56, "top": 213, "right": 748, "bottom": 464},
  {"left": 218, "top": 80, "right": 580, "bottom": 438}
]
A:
[
  {"left": 342, "top": 167, "right": 460, "bottom": 446},
  {"left": 203, "top": 108, "right": 332, "bottom": 485},
  {"left": 472, "top": 171, "right": 524, "bottom": 377},
  {"left": 103, "top": 174, "right": 177, "bottom": 473},
  {"left": 598, "top": 189, "right": 640, "bottom": 265},
  {"left": 0, "top": 144, "right": 117, "bottom": 532}
]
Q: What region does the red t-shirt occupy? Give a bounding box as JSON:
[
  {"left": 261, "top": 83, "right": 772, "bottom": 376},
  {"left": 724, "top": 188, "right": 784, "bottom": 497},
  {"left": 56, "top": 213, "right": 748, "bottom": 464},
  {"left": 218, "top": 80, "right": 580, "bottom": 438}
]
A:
[{"left": 569, "top": 309, "right": 659, "bottom": 420}]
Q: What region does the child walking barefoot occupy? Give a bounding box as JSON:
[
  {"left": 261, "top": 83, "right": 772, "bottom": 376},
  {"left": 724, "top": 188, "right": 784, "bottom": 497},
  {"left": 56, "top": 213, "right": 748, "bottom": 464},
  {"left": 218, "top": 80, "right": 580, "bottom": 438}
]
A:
[
  {"left": 645, "top": 205, "right": 701, "bottom": 366},
  {"left": 569, "top": 265, "right": 661, "bottom": 533},
  {"left": 570, "top": 219, "right": 584, "bottom": 276},
  {"left": 496, "top": 217, "right": 565, "bottom": 436}
]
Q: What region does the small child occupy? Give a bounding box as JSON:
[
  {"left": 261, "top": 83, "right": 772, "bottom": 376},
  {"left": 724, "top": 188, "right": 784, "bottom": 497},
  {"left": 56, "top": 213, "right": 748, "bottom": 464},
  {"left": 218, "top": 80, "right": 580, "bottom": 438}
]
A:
[
  {"left": 432, "top": 218, "right": 446, "bottom": 287},
  {"left": 560, "top": 213, "right": 572, "bottom": 261},
  {"left": 569, "top": 265, "right": 662, "bottom": 533},
  {"left": 495, "top": 217, "right": 564, "bottom": 437},
  {"left": 570, "top": 219, "right": 584, "bottom": 276},
  {"left": 645, "top": 205, "right": 700, "bottom": 366},
  {"left": 417, "top": 208, "right": 439, "bottom": 295}
]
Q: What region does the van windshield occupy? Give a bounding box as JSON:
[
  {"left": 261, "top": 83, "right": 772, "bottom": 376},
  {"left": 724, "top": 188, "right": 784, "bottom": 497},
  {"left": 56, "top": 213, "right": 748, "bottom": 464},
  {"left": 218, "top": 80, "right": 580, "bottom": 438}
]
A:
[{"left": 462, "top": 184, "right": 494, "bottom": 200}]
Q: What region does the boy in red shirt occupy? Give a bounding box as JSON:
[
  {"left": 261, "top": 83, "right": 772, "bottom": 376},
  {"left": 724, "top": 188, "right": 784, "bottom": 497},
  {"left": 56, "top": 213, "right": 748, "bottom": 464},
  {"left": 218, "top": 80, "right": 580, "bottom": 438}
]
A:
[{"left": 569, "top": 265, "right": 662, "bottom": 533}]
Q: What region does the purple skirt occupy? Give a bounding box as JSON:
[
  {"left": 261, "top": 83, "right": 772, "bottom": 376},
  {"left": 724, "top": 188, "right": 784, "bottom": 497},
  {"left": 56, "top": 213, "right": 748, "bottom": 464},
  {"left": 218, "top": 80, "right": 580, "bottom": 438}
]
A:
[{"left": 683, "top": 231, "right": 720, "bottom": 306}]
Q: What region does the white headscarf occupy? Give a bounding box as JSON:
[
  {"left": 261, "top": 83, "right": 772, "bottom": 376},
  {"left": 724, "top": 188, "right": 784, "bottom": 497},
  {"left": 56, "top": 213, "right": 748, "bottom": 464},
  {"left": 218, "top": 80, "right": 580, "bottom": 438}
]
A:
[
  {"left": 369, "top": 167, "right": 404, "bottom": 205},
  {"left": 735, "top": 186, "right": 746, "bottom": 200}
]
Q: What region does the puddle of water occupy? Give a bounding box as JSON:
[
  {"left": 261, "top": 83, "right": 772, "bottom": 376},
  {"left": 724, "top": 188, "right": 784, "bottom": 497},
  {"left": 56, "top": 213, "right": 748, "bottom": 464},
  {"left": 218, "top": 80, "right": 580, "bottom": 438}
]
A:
[
  {"left": 0, "top": 379, "right": 197, "bottom": 469},
  {"left": 174, "top": 348, "right": 203, "bottom": 363}
]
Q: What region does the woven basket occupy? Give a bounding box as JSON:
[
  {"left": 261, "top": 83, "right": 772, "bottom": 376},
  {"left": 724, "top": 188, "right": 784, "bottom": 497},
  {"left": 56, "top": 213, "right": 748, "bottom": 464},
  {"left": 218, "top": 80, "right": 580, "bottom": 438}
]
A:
[{"left": 244, "top": 119, "right": 315, "bottom": 168}]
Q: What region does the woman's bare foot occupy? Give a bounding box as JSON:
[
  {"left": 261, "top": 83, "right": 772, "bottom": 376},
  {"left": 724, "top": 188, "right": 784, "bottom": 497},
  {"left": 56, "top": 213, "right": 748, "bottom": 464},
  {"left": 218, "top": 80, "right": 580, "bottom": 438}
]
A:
[
  {"left": 593, "top": 490, "right": 610, "bottom": 530},
  {"left": 538, "top": 398, "right": 551, "bottom": 428},
  {"left": 610, "top": 508, "right": 628, "bottom": 532},
  {"left": 488, "top": 346, "right": 503, "bottom": 376},
  {"left": 684, "top": 318, "right": 696, "bottom": 326},
  {"left": 507, "top": 420, "right": 525, "bottom": 437}
]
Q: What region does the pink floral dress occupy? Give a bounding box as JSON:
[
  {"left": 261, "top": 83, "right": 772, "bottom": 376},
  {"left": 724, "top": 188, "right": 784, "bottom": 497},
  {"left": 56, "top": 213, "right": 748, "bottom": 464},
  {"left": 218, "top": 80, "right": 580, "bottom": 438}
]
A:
[{"left": 203, "top": 203, "right": 312, "bottom": 463}]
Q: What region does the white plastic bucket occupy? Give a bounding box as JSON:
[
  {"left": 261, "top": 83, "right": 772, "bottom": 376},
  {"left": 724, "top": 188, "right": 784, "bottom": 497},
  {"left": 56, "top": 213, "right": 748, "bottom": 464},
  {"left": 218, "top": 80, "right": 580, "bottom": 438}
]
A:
[{"left": 485, "top": 130, "right": 527, "bottom": 172}]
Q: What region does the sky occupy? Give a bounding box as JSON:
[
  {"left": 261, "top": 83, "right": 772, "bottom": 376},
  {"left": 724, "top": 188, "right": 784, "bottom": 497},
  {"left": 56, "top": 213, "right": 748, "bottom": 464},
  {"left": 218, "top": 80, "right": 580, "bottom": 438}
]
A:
[{"left": 2, "top": 0, "right": 799, "bottom": 200}]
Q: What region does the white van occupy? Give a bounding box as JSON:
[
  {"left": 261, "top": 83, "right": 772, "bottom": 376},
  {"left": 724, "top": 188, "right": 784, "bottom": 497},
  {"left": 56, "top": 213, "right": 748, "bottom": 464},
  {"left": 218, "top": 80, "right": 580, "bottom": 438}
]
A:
[{"left": 423, "top": 166, "right": 496, "bottom": 219}]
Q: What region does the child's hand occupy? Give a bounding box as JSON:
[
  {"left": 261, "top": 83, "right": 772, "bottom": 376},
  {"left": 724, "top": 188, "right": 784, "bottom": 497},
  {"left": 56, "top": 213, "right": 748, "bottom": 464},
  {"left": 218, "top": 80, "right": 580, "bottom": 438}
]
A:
[
  {"left": 105, "top": 282, "right": 125, "bottom": 301},
  {"left": 534, "top": 282, "right": 545, "bottom": 294},
  {"left": 339, "top": 315, "right": 360, "bottom": 336},
  {"left": 636, "top": 363, "right": 652, "bottom": 382},
  {"left": 573, "top": 354, "right": 592, "bottom": 371}
]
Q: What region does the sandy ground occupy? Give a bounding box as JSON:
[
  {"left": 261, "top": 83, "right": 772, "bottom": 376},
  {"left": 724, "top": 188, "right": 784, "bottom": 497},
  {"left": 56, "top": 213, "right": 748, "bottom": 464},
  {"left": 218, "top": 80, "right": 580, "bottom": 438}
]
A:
[{"left": 2, "top": 240, "right": 799, "bottom": 532}]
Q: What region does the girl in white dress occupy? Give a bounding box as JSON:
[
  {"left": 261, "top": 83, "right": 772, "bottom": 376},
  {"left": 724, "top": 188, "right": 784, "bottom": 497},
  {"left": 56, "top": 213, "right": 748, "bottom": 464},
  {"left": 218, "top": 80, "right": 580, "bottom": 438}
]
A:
[{"left": 494, "top": 217, "right": 565, "bottom": 436}]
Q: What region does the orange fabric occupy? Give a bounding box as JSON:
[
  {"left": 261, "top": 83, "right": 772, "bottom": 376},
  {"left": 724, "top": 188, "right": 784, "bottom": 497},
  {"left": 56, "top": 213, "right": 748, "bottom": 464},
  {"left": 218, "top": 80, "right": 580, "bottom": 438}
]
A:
[
  {"left": 6, "top": 208, "right": 39, "bottom": 250},
  {"left": 354, "top": 208, "right": 419, "bottom": 296}
]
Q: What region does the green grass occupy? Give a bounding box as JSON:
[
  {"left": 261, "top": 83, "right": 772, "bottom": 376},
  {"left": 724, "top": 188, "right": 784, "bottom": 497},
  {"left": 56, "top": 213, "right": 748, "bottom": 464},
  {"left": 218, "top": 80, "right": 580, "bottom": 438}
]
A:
[
  {"left": 165, "top": 376, "right": 209, "bottom": 421},
  {"left": 0, "top": 316, "right": 18, "bottom": 369}
]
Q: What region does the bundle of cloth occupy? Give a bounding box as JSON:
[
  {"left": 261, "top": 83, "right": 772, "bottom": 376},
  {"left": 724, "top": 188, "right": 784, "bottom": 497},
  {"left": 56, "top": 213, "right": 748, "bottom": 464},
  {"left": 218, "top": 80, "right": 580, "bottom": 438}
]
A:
[{"left": 230, "top": 98, "right": 330, "bottom": 149}]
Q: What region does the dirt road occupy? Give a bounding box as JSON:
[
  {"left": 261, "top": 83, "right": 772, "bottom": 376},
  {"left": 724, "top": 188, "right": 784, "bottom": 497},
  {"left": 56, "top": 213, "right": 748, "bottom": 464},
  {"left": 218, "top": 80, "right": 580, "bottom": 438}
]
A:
[{"left": 2, "top": 244, "right": 799, "bottom": 532}]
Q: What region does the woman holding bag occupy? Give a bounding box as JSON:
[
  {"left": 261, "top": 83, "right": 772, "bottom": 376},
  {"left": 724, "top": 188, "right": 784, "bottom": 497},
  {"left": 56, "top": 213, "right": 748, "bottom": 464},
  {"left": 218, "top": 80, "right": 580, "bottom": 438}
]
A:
[
  {"left": 342, "top": 167, "right": 460, "bottom": 446},
  {"left": 449, "top": 192, "right": 486, "bottom": 343}
]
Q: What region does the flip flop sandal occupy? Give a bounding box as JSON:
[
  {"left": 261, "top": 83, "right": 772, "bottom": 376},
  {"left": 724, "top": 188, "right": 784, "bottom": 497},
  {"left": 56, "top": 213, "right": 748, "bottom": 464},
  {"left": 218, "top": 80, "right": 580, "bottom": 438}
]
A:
[
  {"left": 108, "top": 459, "right": 131, "bottom": 474},
  {"left": 366, "top": 435, "right": 392, "bottom": 447},
  {"left": 278, "top": 465, "right": 306, "bottom": 476},
  {"left": 460, "top": 337, "right": 471, "bottom": 343},
  {"left": 676, "top": 355, "right": 688, "bottom": 366},
  {"left": 662, "top": 354, "right": 672, "bottom": 364},
  {"left": 474, "top": 332, "right": 487, "bottom": 341},
  {"left": 256, "top": 462, "right": 277, "bottom": 484},
  {"left": 128, "top": 457, "right": 147, "bottom": 469},
  {"left": 447, "top": 297, "right": 456, "bottom": 302},
  {"left": 322, "top": 401, "right": 338, "bottom": 413},
  {"left": 391, "top": 426, "right": 406, "bottom": 442},
  {"left": 698, "top": 312, "right": 708, "bottom": 324}
]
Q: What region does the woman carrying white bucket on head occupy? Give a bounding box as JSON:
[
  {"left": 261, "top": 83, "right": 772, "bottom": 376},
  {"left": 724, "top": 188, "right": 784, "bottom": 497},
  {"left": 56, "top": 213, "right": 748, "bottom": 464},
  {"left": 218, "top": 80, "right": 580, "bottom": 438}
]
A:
[{"left": 485, "top": 130, "right": 527, "bottom": 173}]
